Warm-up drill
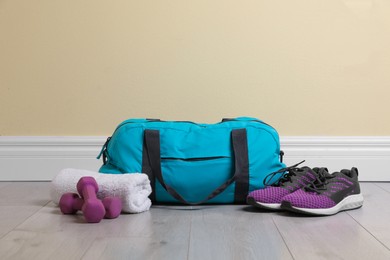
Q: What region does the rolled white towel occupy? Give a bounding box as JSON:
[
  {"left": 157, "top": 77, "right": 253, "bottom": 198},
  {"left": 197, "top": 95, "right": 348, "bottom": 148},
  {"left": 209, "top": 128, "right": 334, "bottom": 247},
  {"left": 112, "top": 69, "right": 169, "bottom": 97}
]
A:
[{"left": 51, "top": 168, "right": 152, "bottom": 214}]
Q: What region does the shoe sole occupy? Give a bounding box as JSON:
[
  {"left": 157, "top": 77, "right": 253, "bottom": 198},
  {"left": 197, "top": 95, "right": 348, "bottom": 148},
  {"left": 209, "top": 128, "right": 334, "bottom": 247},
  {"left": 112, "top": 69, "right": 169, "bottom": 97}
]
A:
[
  {"left": 281, "top": 193, "right": 364, "bottom": 216},
  {"left": 246, "top": 196, "right": 282, "bottom": 210}
]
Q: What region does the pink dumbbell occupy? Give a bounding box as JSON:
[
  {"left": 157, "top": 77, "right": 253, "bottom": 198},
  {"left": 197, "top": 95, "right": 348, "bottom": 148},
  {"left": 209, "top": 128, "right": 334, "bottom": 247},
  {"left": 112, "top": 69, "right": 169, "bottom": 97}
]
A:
[
  {"left": 76, "top": 176, "right": 106, "bottom": 223},
  {"left": 59, "top": 193, "right": 122, "bottom": 222},
  {"left": 59, "top": 176, "right": 122, "bottom": 223},
  {"left": 77, "top": 177, "right": 122, "bottom": 220}
]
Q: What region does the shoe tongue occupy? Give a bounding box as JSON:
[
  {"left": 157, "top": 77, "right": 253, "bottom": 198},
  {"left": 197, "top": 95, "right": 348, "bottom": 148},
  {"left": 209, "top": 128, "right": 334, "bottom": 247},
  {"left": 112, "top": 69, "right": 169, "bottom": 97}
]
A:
[
  {"left": 293, "top": 166, "right": 312, "bottom": 174},
  {"left": 340, "top": 169, "right": 351, "bottom": 177}
]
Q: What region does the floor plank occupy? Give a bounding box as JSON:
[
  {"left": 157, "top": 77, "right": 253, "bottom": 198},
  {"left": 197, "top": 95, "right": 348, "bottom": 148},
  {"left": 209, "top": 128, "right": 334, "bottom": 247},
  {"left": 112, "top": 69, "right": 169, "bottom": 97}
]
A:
[
  {"left": 188, "top": 205, "right": 293, "bottom": 260},
  {"left": 375, "top": 182, "right": 390, "bottom": 193},
  {"left": 0, "top": 203, "right": 192, "bottom": 260},
  {"left": 0, "top": 182, "right": 51, "bottom": 206},
  {"left": 1, "top": 182, "right": 390, "bottom": 260},
  {"left": 82, "top": 235, "right": 188, "bottom": 260},
  {"left": 347, "top": 183, "right": 390, "bottom": 249},
  {"left": 0, "top": 182, "right": 50, "bottom": 240},
  {"left": 273, "top": 207, "right": 390, "bottom": 259},
  {"left": 0, "top": 205, "right": 46, "bottom": 239},
  {"left": 0, "top": 203, "right": 98, "bottom": 260},
  {"left": 82, "top": 206, "right": 192, "bottom": 260},
  {"left": 0, "top": 182, "right": 12, "bottom": 190}
]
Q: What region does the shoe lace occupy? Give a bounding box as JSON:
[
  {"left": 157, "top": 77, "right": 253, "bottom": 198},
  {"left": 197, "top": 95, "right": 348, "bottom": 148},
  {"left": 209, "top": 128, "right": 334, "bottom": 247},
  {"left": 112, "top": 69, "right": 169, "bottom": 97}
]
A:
[
  {"left": 304, "top": 168, "right": 332, "bottom": 194},
  {"left": 263, "top": 160, "right": 305, "bottom": 187}
]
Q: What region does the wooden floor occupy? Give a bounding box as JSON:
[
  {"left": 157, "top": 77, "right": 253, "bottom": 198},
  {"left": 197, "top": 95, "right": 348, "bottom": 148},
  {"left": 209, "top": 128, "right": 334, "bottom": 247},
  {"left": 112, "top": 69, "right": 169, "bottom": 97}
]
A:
[{"left": 0, "top": 182, "right": 389, "bottom": 260}]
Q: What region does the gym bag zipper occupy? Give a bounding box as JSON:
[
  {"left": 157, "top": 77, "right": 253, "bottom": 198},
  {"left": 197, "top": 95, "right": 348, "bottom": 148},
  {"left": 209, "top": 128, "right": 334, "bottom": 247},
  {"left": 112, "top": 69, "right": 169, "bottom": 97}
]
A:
[{"left": 161, "top": 156, "right": 230, "bottom": 162}]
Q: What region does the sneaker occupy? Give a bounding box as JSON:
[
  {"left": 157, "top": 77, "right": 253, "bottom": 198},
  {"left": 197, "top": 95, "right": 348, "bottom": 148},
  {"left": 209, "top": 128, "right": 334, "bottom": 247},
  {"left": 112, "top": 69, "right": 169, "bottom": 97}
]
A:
[
  {"left": 281, "top": 167, "right": 364, "bottom": 216},
  {"left": 246, "top": 161, "right": 328, "bottom": 210}
]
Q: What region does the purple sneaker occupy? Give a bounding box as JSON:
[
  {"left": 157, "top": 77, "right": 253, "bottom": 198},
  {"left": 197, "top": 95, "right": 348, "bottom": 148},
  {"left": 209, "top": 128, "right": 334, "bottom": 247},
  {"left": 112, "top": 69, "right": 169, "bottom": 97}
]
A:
[
  {"left": 247, "top": 162, "right": 328, "bottom": 210},
  {"left": 281, "top": 167, "right": 364, "bottom": 215}
]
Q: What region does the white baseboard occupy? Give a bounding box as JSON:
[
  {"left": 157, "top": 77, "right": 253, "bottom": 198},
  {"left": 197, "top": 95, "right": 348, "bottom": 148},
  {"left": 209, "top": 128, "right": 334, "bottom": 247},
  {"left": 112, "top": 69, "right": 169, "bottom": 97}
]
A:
[
  {"left": 0, "top": 137, "right": 105, "bottom": 181},
  {"left": 0, "top": 136, "right": 389, "bottom": 181}
]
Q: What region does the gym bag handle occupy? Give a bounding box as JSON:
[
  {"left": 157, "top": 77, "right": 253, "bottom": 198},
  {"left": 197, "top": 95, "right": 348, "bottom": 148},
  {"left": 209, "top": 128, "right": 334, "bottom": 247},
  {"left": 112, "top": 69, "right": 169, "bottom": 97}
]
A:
[{"left": 142, "top": 129, "right": 249, "bottom": 205}]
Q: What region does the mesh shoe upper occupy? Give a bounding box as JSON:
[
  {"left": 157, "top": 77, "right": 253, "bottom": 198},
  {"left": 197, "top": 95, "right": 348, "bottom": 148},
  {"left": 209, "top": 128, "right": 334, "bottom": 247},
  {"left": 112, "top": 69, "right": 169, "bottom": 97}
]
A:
[
  {"left": 247, "top": 166, "right": 326, "bottom": 204},
  {"left": 281, "top": 189, "right": 336, "bottom": 208},
  {"left": 282, "top": 167, "right": 361, "bottom": 209}
]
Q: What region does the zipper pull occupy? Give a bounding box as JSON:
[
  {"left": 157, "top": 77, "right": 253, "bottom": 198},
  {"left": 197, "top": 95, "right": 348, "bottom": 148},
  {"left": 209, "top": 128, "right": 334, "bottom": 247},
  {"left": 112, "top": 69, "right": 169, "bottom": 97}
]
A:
[
  {"left": 97, "top": 137, "right": 111, "bottom": 161},
  {"left": 280, "top": 150, "right": 285, "bottom": 163}
]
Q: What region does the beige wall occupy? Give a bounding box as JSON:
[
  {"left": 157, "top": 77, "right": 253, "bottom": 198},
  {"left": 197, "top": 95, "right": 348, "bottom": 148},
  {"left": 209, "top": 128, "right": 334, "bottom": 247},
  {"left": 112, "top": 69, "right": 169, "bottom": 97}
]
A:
[{"left": 1, "top": 0, "right": 390, "bottom": 136}]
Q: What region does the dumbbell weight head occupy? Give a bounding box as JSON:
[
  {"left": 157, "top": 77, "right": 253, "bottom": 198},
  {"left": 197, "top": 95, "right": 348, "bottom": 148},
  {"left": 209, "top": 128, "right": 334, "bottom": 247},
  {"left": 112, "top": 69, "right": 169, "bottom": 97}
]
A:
[
  {"left": 102, "top": 197, "right": 122, "bottom": 219},
  {"left": 59, "top": 193, "right": 81, "bottom": 214},
  {"left": 82, "top": 199, "right": 106, "bottom": 223}
]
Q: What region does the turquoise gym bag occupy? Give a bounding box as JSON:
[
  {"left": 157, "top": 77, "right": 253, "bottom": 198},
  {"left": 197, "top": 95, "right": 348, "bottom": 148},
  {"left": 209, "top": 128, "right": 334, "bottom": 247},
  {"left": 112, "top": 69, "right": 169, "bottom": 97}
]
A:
[{"left": 98, "top": 117, "right": 285, "bottom": 204}]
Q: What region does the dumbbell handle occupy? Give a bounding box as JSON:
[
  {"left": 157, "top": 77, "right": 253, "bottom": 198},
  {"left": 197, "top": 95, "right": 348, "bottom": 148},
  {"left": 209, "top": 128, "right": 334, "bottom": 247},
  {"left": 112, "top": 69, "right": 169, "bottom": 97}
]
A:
[
  {"left": 80, "top": 184, "right": 98, "bottom": 201},
  {"left": 73, "top": 197, "right": 83, "bottom": 210}
]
